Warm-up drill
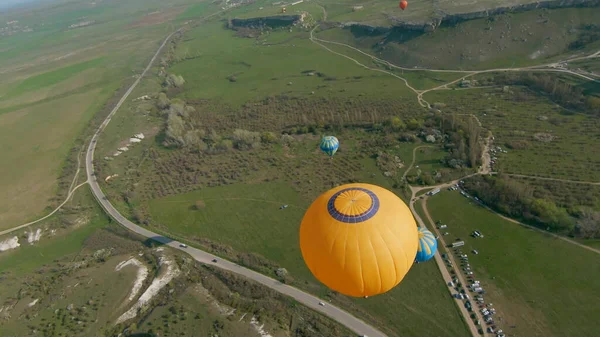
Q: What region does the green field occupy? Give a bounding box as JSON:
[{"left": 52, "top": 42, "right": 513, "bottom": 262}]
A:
[
  {"left": 134, "top": 283, "right": 263, "bottom": 337},
  {"left": 0, "top": 0, "right": 200, "bottom": 229},
  {"left": 405, "top": 146, "right": 446, "bottom": 177},
  {"left": 0, "top": 188, "right": 111, "bottom": 276},
  {"left": 316, "top": 6, "right": 600, "bottom": 70},
  {"left": 425, "top": 87, "right": 600, "bottom": 181},
  {"left": 168, "top": 21, "right": 422, "bottom": 107},
  {"left": 2, "top": 57, "right": 106, "bottom": 101},
  {"left": 427, "top": 191, "right": 600, "bottom": 337},
  {"left": 145, "top": 181, "right": 469, "bottom": 337},
  {"left": 0, "top": 83, "right": 117, "bottom": 230},
  {"left": 0, "top": 255, "right": 139, "bottom": 337},
  {"left": 0, "top": 215, "right": 109, "bottom": 277},
  {"left": 148, "top": 182, "right": 310, "bottom": 277},
  {"left": 309, "top": 34, "right": 469, "bottom": 91}
]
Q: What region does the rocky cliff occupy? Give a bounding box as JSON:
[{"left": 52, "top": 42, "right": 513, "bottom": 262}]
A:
[
  {"left": 231, "top": 15, "right": 303, "bottom": 29},
  {"left": 343, "top": 0, "right": 600, "bottom": 34}
]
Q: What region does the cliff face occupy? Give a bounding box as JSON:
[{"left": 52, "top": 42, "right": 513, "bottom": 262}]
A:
[
  {"left": 231, "top": 15, "right": 302, "bottom": 29},
  {"left": 346, "top": 0, "right": 600, "bottom": 34}
]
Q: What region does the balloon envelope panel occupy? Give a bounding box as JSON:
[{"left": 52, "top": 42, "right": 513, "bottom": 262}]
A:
[
  {"left": 299, "top": 183, "right": 418, "bottom": 297},
  {"left": 416, "top": 227, "right": 437, "bottom": 262},
  {"left": 319, "top": 136, "right": 339, "bottom": 157}
]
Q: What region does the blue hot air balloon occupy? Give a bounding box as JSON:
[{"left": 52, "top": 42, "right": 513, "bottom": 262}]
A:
[
  {"left": 319, "top": 136, "right": 339, "bottom": 157},
  {"left": 415, "top": 227, "right": 437, "bottom": 262}
]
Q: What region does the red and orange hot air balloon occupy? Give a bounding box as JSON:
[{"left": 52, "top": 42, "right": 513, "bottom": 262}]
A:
[{"left": 399, "top": 0, "right": 408, "bottom": 10}]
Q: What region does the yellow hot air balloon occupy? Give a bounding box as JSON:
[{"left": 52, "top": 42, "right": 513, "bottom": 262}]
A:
[{"left": 299, "top": 183, "right": 418, "bottom": 297}]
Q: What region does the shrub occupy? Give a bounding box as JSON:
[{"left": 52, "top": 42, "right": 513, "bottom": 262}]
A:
[
  {"left": 232, "top": 129, "right": 261, "bottom": 150},
  {"left": 388, "top": 117, "right": 406, "bottom": 131},
  {"left": 165, "top": 74, "right": 185, "bottom": 88},
  {"left": 281, "top": 134, "right": 295, "bottom": 145},
  {"left": 194, "top": 200, "right": 206, "bottom": 210},
  {"left": 157, "top": 92, "right": 170, "bottom": 109},
  {"left": 215, "top": 139, "right": 233, "bottom": 152},
  {"left": 165, "top": 114, "right": 185, "bottom": 146},
  {"left": 505, "top": 140, "right": 530, "bottom": 150},
  {"left": 407, "top": 118, "right": 424, "bottom": 130},
  {"left": 260, "top": 132, "right": 277, "bottom": 143}
]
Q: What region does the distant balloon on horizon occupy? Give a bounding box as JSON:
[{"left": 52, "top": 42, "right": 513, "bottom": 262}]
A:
[{"left": 399, "top": 0, "right": 408, "bottom": 10}]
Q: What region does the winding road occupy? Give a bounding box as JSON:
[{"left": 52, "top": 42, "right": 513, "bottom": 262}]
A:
[{"left": 84, "top": 29, "right": 386, "bottom": 337}]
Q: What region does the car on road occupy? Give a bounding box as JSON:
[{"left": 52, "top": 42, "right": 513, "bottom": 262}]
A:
[
  {"left": 318, "top": 302, "right": 325, "bottom": 306},
  {"left": 212, "top": 259, "right": 217, "bottom": 263},
  {"left": 179, "top": 244, "right": 187, "bottom": 248}
]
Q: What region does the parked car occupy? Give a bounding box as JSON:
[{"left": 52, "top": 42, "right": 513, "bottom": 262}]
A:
[{"left": 179, "top": 244, "right": 187, "bottom": 248}]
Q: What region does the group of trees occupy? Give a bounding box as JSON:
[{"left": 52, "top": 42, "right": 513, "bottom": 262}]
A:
[
  {"left": 157, "top": 92, "right": 282, "bottom": 153},
  {"left": 429, "top": 112, "right": 483, "bottom": 169},
  {"left": 384, "top": 116, "right": 425, "bottom": 132},
  {"left": 568, "top": 24, "right": 600, "bottom": 50},
  {"left": 463, "top": 174, "right": 600, "bottom": 238},
  {"left": 163, "top": 73, "right": 185, "bottom": 88},
  {"left": 385, "top": 113, "right": 484, "bottom": 170}
]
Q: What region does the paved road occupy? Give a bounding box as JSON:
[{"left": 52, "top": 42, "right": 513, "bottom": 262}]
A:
[
  {"left": 409, "top": 198, "right": 482, "bottom": 337},
  {"left": 84, "top": 30, "right": 386, "bottom": 337}
]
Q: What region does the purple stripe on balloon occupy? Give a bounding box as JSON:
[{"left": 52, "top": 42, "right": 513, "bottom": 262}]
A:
[{"left": 327, "top": 187, "right": 380, "bottom": 223}]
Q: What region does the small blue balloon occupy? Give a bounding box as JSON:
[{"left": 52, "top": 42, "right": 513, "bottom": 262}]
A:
[
  {"left": 319, "top": 136, "right": 339, "bottom": 157},
  {"left": 416, "top": 227, "right": 437, "bottom": 262}
]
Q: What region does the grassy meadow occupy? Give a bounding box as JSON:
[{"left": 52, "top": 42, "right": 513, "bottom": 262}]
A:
[
  {"left": 168, "top": 21, "right": 423, "bottom": 107},
  {"left": 0, "top": 255, "right": 139, "bottom": 337},
  {"left": 316, "top": 6, "right": 600, "bottom": 70},
  {"left": 0, "top": 0, "right": 211, "bottom": 229},
  {"left": 133, "top": 283, "right": 263, "bottom": 337},
  {"left": 426, "top": 191, "right": 600, "bottom": 337},
  {"left": 425, "top": 87, "right": 600, "bottom": 181},
  {"left": 145, "top": 182, "right": 470, "bottom": 337},
  {"left": 0, "top": 188, "right": 111, "bottom": 277}
]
